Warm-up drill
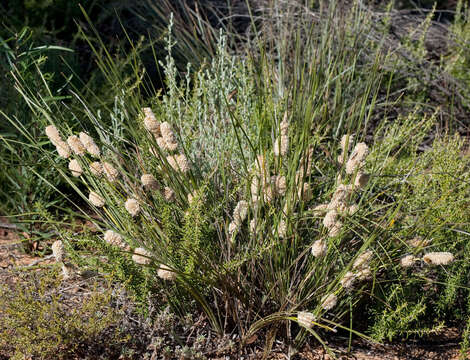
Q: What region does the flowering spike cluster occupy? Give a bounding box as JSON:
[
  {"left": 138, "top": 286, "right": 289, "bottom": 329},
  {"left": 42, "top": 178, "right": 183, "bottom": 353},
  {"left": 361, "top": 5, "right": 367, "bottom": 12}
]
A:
[
  {"left": 323, "top": 209, "right": 342, "bottom": 237},
  {"left": 340, "top": 271, "right": 356, "bottom": 290},
  {"left": 79, "top": 132, "right": 101, "bottom": 157},
  {"left": 277, "top": 219, "right": 287, "bottom": 239},
  {"left": 125, "top": 198, "right": 140, "bottom": 217},
  {"left": 338, "top": 250, "right": 374, "bottom": 291},
  {"left": 400, "top": 255, "right": 416, "bottom": 268},
  {"left": 353, "top": 250, "right": 373, "bottom": 270},
  {"left": 45, "top": 125, "right": 71, "bottom": 158},
  {"left": 272, "top": 175, "right": 287, "bottom": 196},
  {"left": 338, "top": 134, "right": 354, "bottom": 164},
  {"left": 298, "top": 183, "right": 312, "bottom": 202},
  {"left": 143, "top": 108, "right": 160, "bottom": 136},
  {"left": 132, "top": 247, "right": 152, "bottom": 265},
  {"left": 68, "top": 159, "right": 82, "bottom": 177},
  {"left": 299, "top": 147, "right": 314, "bottom": 176}
]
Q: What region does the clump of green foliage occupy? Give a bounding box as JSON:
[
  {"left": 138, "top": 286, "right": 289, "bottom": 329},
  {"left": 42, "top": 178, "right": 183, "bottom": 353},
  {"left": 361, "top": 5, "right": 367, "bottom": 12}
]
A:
[
  {"left": 0, "top": 269, "right": 128, "bottom": 360},
  {"left": 369, "top": 131, "right": 470, "bottom": 342}
]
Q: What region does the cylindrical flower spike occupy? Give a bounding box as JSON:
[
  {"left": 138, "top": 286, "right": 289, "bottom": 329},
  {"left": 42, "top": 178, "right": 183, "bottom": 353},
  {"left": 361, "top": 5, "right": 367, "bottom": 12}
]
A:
[
  {"left": 311, "top": 239, "right": 327, "bottom": 258},
  {"left": 346, "top": 142, "right": 368, "bottom": 174},
  {"left": 400, "top": 255, "right": 416, "bottom": 268},
  {"left": 143, "top": 107, "right": 160, "bottom": 136},
  {"left": 79, "top": 132, "right": 100, "bottom": 157},
  {"left": 132, "top": 247, "right": 152, "bottom": 265},
  {"left": 158, "top": 264, "right": 177, "bottom": 281},
  {"left": 125, "top": 198, "right": 140, "bottom": 217},
  {"left": 341, "top": 271, "right": 356, "bottom": 290},
  {"left": 89, "top": 161, "right": 104, "bottom": 176},
  {"left": 67, "top": 135, "right": 86, "bottom": 155},
  {"left": 353, "top": 250, "right": 373, "bottom": 270},
  {"left": 321, "top": 294, "right": 337, "bottom": 311},
  {"left": 55, "top": 141, "right": 71, "bottom": 158},
  {"left": 141, "top": 174, "right": 159, "bottom": 191},
  {"left": 423, "top": 252, "right": 454, "bottom": 266},
  {"left": 68, "top": 159, "right": 82, "bottom": 177},
  {"left": 102, "top": 162, "right": 119, "bottom": 182},
  {"left": 233, "top": 200, "right": 249, "bottom": 225},
  {"left": 45, "top": 125, "right": 62, "bottom": 145},
  {"left": 297, "top": 311, "right": 315, "bottom": 329},
  {"left": 51, "top": 240, "right": 65, "bottom": 262},
  {"left": 89, "top": 191, "right": 105, "bottom": 207},
  {"left": 160, "top": 122, "right": 178, "bottom": 150}
]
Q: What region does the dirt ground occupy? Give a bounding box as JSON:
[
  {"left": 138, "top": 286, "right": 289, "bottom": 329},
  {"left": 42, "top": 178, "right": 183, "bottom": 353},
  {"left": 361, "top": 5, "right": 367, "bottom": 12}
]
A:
[{"left": 0, "top": 219, "right": 464, "bottom": 360}]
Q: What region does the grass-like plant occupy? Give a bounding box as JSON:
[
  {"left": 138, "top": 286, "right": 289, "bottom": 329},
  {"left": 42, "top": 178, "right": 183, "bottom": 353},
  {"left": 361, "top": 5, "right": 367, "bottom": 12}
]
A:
[{"left": 5, "top": 0, "right": 470, "bottom": 356}]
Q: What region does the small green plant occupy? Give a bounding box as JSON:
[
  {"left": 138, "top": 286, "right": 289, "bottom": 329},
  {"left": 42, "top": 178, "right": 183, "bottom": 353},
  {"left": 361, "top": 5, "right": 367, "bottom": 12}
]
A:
[{"left": 0, "top": 269, "right": 126, "bottom": 360}]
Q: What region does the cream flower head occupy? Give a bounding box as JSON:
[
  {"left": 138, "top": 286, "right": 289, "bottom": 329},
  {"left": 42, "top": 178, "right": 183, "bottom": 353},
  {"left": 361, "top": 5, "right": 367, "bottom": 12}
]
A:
[
  {"left": 132, "top": 247, "right": 152, "bottom": 265},
  {"left": 272, "top": 175, "right": 287, "bottom": 196},
  {"left": 158, "top": 264, "right": 177, "bottom": 281},
  {"left": 423, "top": 252, "right": 454, "bottom": 266},
  {"left": 311, "top": 239, "right": 327, "bottom": 258},
  {"left": 89, "top": 191, "right": 105, "bottom": 207},
  {"left": 125, "top": 198, "right": 140, "bottom": 217},
  {"left": 68, "top": 159, "right": 82, "bottom": 177},
  {"left": 400, "top": 255, "right": 416, "bottom": 268},
  {"left": 340, "top": 271, "right": 356, "bottom": 290},
  {"left": 102, "top": 162, "right": 119, "bottom": 182},
  {"left": 55, "top": 141, "right": 71, "bottom": 159},
  {"left": 233, "top": 200, "right": 249, "bottom": 225},
  {"left": 353, "top": 250, "right": 373, "bottom": 270},
  {"left": 143, "top": 107, "right": 160, "bottom": 136},
  {"left": 297, "top": 311, "right": 315, "bottom": 329},
  {"left": 89, "top": 162, "right": 104, "bottom": 176},
  {"left": 45, "top": 125, "right": 62, "bottom": 144},
  {"left": 51, "top": 240, "right": 65, "bottom": 262},
  {"left": 346, "top": 142, "right": 368, "bottom": 174},
  {"left": 104, "top": 230, "right": 126, "bottom": 249},
  {"left": 323, "top": 210, "right": 338, "bottom": 229},
  {"left": 273, "top": 135, "right": 289, "bottom": 157},
  {"left": 160, "top": 122, "right": 178, "bottom": 150},
  {"left": 321, "top": 293, "right": 337, "bottom": 311},
  {"left": 79, "top": 132, "right": 100, "bottom": 157},
  {"left": 141, "top": 174, "right": 159, "bottom": 191},
  {"left": 67, "top": 135, "right": 86, "bottom": 155}
]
